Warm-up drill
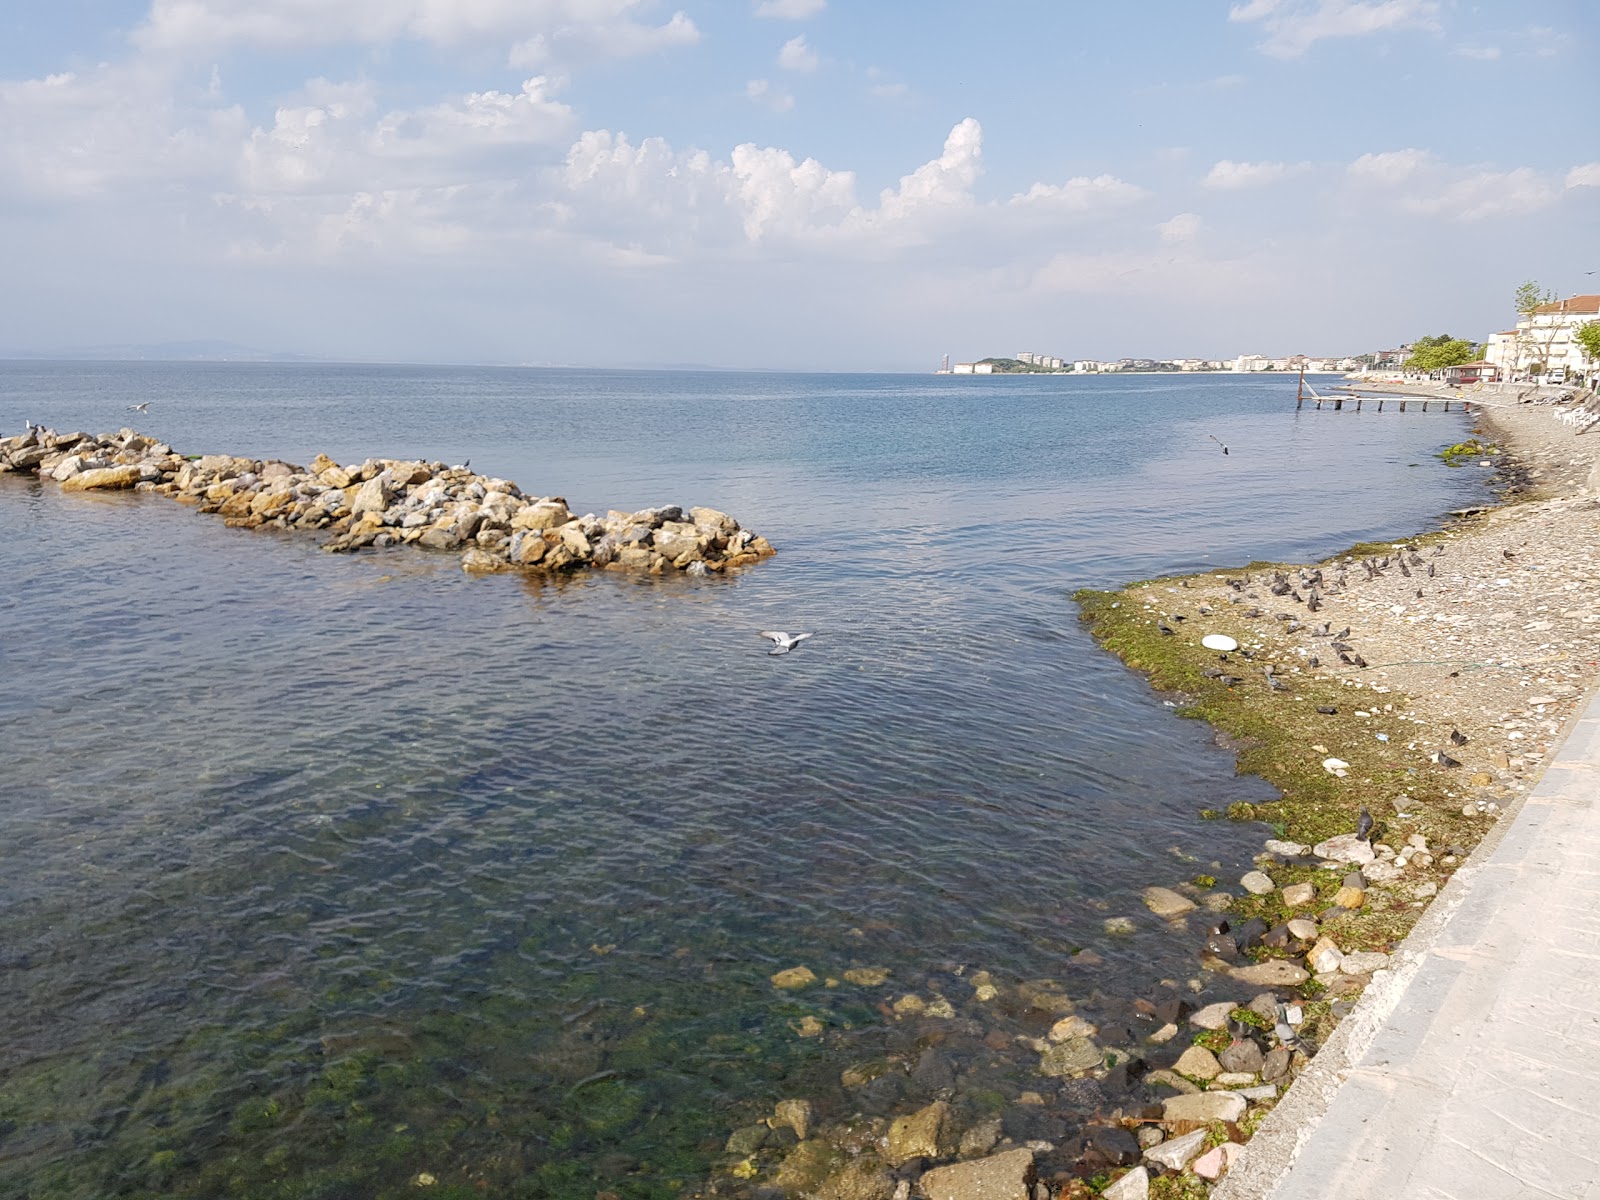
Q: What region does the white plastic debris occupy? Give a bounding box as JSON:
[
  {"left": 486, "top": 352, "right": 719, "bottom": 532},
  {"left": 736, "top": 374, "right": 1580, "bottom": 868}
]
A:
[
  {"left": 1201, "top": 634, "right": 1239, "bottom": 652},
  {"left": 1322, "top": 757, "right": 1351, "bottom": 778}
]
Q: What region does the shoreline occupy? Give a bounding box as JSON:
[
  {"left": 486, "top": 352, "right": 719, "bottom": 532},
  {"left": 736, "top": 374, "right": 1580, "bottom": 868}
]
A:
[{"left": 1071, "top": 395, "right": 1600, "bottom": 1195}]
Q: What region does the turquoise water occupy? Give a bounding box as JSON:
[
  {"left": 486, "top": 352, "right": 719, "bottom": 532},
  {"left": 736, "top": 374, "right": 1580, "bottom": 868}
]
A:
[{"left": 0, "top": 365, "right": 1487, "bottom": 1198}]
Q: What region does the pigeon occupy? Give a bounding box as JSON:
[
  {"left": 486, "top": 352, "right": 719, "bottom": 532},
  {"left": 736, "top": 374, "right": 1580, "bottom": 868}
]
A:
[
  {"left": 1157, "top": 621, "right": 1176, "bottom": 636},
  {"left": 1431, "top": 750, "right": 1462, "bottom": 768},
  {"left": 1356, "top": 807, "right": 1374, "bottom": 841},
  {"left": 1308, "top": 656, "right": 1320, "bottom": 668},
  {"left": 1450, "top": 728, "right": 1469, "bottom": 746},
  {"left": 1316, "top": 705, "right": 1337, "bottom": 715},
  {"left": 1502, "top": 549, "right": 1516, "bottom": 560},
  {"left": 1427, "top": 562, "right": 1436, "bottom": 578},
  {"left": 1218, "top": 674, "right": 1244, "bottom": 687},
  {"left": 759, "top": 631, "right": 813, "bottom": 656},
  {"left": 127, "top": 402, "right": 150, "bottom": 412}
]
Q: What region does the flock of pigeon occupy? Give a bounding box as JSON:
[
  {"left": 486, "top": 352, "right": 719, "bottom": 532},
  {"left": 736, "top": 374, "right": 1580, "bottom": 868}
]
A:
[{"left": 1153, "top": 540, "right": 1476, "bottom": 770}]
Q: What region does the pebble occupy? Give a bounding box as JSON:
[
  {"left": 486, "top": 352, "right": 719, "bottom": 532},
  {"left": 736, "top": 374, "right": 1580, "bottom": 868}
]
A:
[
  {"left": 1307, "top": 937, "right": 1343, "bottom": 974},
  {"left": 1104, "top": 916, "right": 1137, "bottom": 936},
  {"left": 1214, "top": 1071, "right": 1258, "bottom": 1086},
  {"left": 1264, "top": 839, "right": 1309, "bottom": 857},
  {"left": 1237, "top": 1083, "right": 1278, "bottom": 1100},
  {"left": 770, "top": 966, "right": 816, "bottom": 990},
  {"left": 1143, "top": 1068, "right": 1201, "bottom": 1095},
  {"left": 1161, "top": 1091, "right": 1247, "bottom": 1124},
  {"left": 1240, "top": 870, "right": 1276, "bottom": 895},
  {"left": 1286, "top": 918, "right": 1319, "bottom": 940},
  {"left": 1334, "top": 885, "right": 1367, "bottom": 909},
  {"left": 1192, "top": 1142, "right": 1243, "bottom": 1181},
  {"left": 1148, "top": 1023, "right": 1179, "bottom": 1044}
]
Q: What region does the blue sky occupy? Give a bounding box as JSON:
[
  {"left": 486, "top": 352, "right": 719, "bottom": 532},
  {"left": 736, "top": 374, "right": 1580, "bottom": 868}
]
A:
[{"left": 0, "top": 0, "right": 1594, "bottom": 368}]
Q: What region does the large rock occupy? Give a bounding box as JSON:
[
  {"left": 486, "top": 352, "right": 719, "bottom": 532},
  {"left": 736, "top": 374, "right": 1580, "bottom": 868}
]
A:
[
  {"left": 1240, "top": 871, "right": 1276, "bottom": 895},
  {"left": 60, "top": 465, "right": 143, "bottom": 491},
  {"left": 653, "top": 521, "right": 706, "bottom": 562},
  {"left": 1143, "top": 1128, "right": 1208, "bottom": 1171},
  {"left": 884, "top": 1100, "right": 948, "bottom": 1165},
  {"left": 1142, "top": 887, "right": 1196, "bottom": 917},
  {"left": 1161, "top": 1091, "right": 1247, "bottom": 1125},
  {"left": 771, "top": 966, "right": 817, "bottom": 990},
  {"left": 1228, "top": 960, "right": 1309, "bottom": 986},
  {"left": 350, "top": 474, "right": 394, "bottom": 515},
  {"left": 1218, "top": 1037, "right": 1264, "bottom": 1074},
  {"left": 1039, "top": 1036, "right": 1103, "bottom": 1076},
  {"left": 1313, "top": 834, "right": 1376, "bottom": 865},
  {"left": 690, "top": 505, "right": 738, "bottom": 534},
  {"left": 1340, "top": 950, "right": 1390, "bottom": 975},
  {"left": 919, "top": 1149, "right": 1035, "bottom": 1200},
  {"left": 1188, "top": 1001, "right": 1235, "bottom": 1030},
  {"left": 512, "top": 500, "right": 571, "bottom": 531}
]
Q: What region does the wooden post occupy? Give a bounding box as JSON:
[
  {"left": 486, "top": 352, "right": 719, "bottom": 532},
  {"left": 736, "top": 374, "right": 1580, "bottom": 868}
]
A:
[
  {"left": 1400, "top": 400, "right": 1407, "bottom": 412},
  {"left": 1423, "top": 401, "right": 1429, "bottom": 413},
  {"left": 1356, "top": 397, "right": 1363, "bottom": 412},
  {"left": 1379, "top": 399, "right": 1385, "bottom": 411},
  {"left": 1297, "top": 367, "right": 1304, "bottom": 410},
  {"left": 1335, "top": 397, "right": 1344, "bottom": 410}
]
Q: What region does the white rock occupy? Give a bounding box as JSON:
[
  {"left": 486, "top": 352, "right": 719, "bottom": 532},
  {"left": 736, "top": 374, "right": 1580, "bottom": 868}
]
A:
[
  {"left": 1240, "top": 871, "right": 1275, "bottom": 895},
  {"left": 1102, "top": 1166, "right": 1149, "bottom": 1200},
  {"left": 1340, "top": 951, "right": 1390, "bottom": 975},
  {"left": 1313, "top": 834, "right": 1376, "bottom": 865},
  {"left": 1143, "top": 1128, "right": 1208, "bottom": 1171},
  {"left": 1264, "top": 838, "right": 1309, "bottom": 857},
  {"left": 1189, "top": 1001, "right": 1235, "bottom": 1030}
]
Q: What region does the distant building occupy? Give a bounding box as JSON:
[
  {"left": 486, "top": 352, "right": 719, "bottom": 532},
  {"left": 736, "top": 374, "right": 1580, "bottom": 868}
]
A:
[
  {"left": 1233, "top": 354, "right": 1270, "bottom": 372},
  {"left": 1444, "top": 362, "right": 1499, "bottom": 386},
  {"left": 1485, "top": 294, "right": 1600, "bottom": 380}
]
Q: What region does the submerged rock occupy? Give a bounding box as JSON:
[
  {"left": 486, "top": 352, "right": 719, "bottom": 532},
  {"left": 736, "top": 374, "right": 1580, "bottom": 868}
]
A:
[{"left": 1141, "top": 887, "right": 1196, "bottom": 917}]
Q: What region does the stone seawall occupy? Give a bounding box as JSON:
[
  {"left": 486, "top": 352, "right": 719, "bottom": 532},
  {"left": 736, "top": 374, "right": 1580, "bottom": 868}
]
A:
[{"left": 0, "top": 425, "right": 775, "bottom": 576}]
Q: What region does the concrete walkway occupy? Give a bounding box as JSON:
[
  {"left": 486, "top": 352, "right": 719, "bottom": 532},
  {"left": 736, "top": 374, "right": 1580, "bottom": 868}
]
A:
[{"left": 1218, "top": 689, "right": 1600, "bottom": 1200}]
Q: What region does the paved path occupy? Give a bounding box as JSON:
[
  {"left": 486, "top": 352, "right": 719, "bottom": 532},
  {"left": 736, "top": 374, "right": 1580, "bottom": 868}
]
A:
[{"left": 1219, "top": 690, "right": 1600, "bottom": 1200}]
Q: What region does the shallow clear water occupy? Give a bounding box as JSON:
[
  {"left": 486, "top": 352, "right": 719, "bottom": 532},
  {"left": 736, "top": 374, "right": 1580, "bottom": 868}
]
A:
[{"left": 0, "top": 365, "right": 1487, "bottom": 1198}]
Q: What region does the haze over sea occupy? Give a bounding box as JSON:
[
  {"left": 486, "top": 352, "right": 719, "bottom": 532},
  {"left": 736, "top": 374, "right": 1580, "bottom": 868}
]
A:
[{"left": 0, "top": 364, "right": 1489, "bottom": 1199}]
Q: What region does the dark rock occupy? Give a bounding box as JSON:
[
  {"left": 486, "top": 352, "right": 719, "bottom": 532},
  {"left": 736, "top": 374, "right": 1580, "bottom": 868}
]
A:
[
  {"left": 1261, "top": 924, "right": 1291, "bottom": 949},
  {"left": 1343, "top": 871, "right": 1367, "bottom": 889},
  {"left": 1058, "top": 1077, "right": 1108, "bottom": 1110},
  {"left": 1083, "top": 1126, "right": 1140, "bottom": 1167},
  {"left": 1262, "top": 1046, "right": 1291, "bottom": 1083},
  {"left": 1232, "top": 917, "right": 1268, "bottom": 951},
  {"left": 1153, "top": 997, "right": 1188, "bottom": 1026},
  {"left": 1247, "top": 993, "right": 1278, "bottom": 1021},
  {"left": 913, "top": 1049, "right": 957, "bottom": 1094},
  {"left": 1096, "top": 1023, "right": 1137, "bottom": 1047},
  {"left": 1218, "top": 1037, "right": 1264, "bottom": 1074},
  {"left": 1203, "top": 935, "right": 1239, "bottom": 961},
  {"left": 1001, "top": 1107, "right": 1066, "bottom": 1144}
]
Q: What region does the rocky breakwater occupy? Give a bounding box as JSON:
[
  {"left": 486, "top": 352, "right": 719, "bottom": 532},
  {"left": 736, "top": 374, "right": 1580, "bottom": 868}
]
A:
[{"left": 0, "top": 426, "right": 775, "bottom": 576}]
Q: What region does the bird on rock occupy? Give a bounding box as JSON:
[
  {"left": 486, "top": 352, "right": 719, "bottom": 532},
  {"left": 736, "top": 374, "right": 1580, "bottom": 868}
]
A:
[{"left": 759, "top": 631, "right": 813, "bottom": 656}]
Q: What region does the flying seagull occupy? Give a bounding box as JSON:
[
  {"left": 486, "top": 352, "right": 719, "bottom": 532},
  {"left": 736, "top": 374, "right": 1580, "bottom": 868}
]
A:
[
  {"left": 1208, "top": 434, "right": 1229, "bottom": 456},
  {"left": 127, "top": 402, "right": 150, "bottom": 412},
  {"left": 759, "top": 631, "right": 813, "bottom": 656}
]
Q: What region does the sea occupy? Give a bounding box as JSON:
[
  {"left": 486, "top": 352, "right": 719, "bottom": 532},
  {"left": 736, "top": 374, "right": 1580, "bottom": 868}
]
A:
[{"left": 0, "top": 363, "right": 1490, "bottom": 1199}]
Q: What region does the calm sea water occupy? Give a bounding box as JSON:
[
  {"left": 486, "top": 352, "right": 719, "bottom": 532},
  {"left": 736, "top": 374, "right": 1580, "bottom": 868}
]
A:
[{"left": 0, "top": 364, "right": 1487, "bottom": 1199}]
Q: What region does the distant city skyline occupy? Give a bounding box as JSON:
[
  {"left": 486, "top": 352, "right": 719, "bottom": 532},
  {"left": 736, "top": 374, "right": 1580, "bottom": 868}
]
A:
[{"left": 1, "top": 1, "right": 1594, "bottom": 370}]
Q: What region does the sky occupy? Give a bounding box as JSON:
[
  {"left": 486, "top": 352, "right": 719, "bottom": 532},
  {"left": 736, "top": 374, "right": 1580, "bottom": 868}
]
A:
[{"left": 0, "top": 0, "right": 1595, "bottom": 369}]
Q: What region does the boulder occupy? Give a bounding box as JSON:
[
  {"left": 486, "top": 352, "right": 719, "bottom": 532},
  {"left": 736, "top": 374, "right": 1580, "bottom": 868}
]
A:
[
  {"left": 1240, "top": 871, "right": 1276, "bottom": 895},
  {"left": 817, "top": 1160, "right": 894, "bottom": 1200},
  {"left": 351, "top": 474, "right": 394, "bottom": 515},
  {"left": 49, "top": 455, "right": 86, "bottom": 481},
  {"left": 919, "top": 1149, "right": 1035, "bottom": 1200},
  {"left": 1281, "top": 882, "right": 1316, "bottom": 908},
  {"left": 653, "top": 521, "right": 706, "bottom": 562},
  {"left": 1188, "top": 1001, "right": 1235, "bottom": 1030},
  {"left": 843, "top": 967, "right": 890, "bottom": 987},
  {"left": 1340, "top": 950, "right": 1390, "bottom": 975},
  {"left": 460, "top": 549, "right": 507, "bottom": 573},
  {"left": 512, "top": 501, "right": 572, "bottom": 531},
  {"left": 1142, "top": 887, "right": 1196, "bottom": 917},
  {"left": 690, "top": 505, "right": 738, "bottom": 534},
  {"left": 772, "top": 1098, "right": 813, "bottom": 1141},
  {"left": 60, "top": 465, "right": 143, "bottom": 492},
  {"left": 1160, "top": 1091, "right": 1247, "bottom": 1125},
  {"left": 884, "top": 1100, "right": 948, "bottom": 1165}
]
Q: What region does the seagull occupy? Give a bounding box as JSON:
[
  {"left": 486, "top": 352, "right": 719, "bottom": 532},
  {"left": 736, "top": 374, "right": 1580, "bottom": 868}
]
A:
[
  {"left": 759, "top": 631, "right": 813, "bottom": 656},
  {"left": 1207, "top": 434, "right": 1229, "bottom": 455},
  {"left": 127, "top": 402, "right": 150, "bottom": 413}
]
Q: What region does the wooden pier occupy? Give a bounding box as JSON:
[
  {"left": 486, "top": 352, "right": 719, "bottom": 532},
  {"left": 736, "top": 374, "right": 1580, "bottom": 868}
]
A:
[{"left": 1296, "top": 369, "right": 1470, "bottom": 414}]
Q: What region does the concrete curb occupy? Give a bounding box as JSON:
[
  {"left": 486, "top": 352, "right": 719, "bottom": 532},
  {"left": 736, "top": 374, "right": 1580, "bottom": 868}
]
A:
[{"left": 1214, "top": 682, "right": 1600, "bottom": 1200}]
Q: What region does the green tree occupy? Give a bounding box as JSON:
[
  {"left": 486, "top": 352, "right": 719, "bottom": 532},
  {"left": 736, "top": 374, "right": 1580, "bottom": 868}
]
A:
[
  {"left": 1576, "top": 321, "right": 1600, "bottom": 376},
  {"left": 1403, "top": 334, "right": 1478, "bottom": 373}
]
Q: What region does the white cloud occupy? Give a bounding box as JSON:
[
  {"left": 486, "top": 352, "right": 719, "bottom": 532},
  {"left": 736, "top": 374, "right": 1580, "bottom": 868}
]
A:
[
  {"left": 1453, "top": 44, "right": 1500, "bottom": 60},
  {"left": 1203, "top": 159, "right": 1306, "bottom": 189},
  {"left": 1346, "top": 148, "right": 1591, "bottom": 220},
  {"left": 870, "top": 82, "right": 908, "bottom": 99},
  {"left": 1566, "top": 163, "right": 1600, "bottom": 189},
  {"left": 777, "top": 35, "right": 819, "bottom": 72},
  {"left": 1009, "top": 175, "right": 1147, "bottom": 212},
  {"left": 754, "top": 0, "right": 826, "bottom": 18},
  {"left": 868, "top": 118, "right": 982, "bottom": 226},
  {"left": 1230, "top": 0, "right": 1440, "bottom": 58},
  {"left": 136, "top": 0, "right": 701, "bottom": 67},
  {"left": 745, "top": 78, "right": 795, "bottom": 112},
  {"left": 1347, "top": 147, "right": 1429, "bottom": 184},
  {"left": 1158, "top": 213, "right": 1202, "bottom": 243}
]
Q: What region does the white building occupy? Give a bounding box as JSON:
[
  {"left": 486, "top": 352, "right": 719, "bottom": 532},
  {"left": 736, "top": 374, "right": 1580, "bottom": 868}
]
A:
[
  {"left": 1233, "top": 354, "right": 1271, "bottom": 372},
  {"left": 1484, "top": 295, "right": 1599, "bottom": 380}
]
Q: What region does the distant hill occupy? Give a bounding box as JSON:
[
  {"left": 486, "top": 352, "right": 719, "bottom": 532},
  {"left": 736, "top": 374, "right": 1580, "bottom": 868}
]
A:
[{"left": 2, "top": 340, "right": 318, "bottom": 363}]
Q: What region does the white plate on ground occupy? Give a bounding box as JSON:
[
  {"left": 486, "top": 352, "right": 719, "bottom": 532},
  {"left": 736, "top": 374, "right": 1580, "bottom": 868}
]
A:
[{"left": 1201, "top": 634, "right": 1239, "bottom": 652}]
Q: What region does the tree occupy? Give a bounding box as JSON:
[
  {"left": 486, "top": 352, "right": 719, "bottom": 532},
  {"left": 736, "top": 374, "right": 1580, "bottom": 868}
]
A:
[
  {"left": 1512, "top": 280, "right": 1561, "bottom": 378},
  {"left": 1403, "top": 334, "right": 1478, "bottom": 373},
  {"left": 1576, "top": 321, "right": 1600, "bottom": 379}
]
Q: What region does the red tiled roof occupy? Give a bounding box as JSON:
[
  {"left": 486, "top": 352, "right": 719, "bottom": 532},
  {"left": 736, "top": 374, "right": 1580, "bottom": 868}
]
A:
[{"left": 1533, "top": 294, "right": 1600, "bottom": 315}]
